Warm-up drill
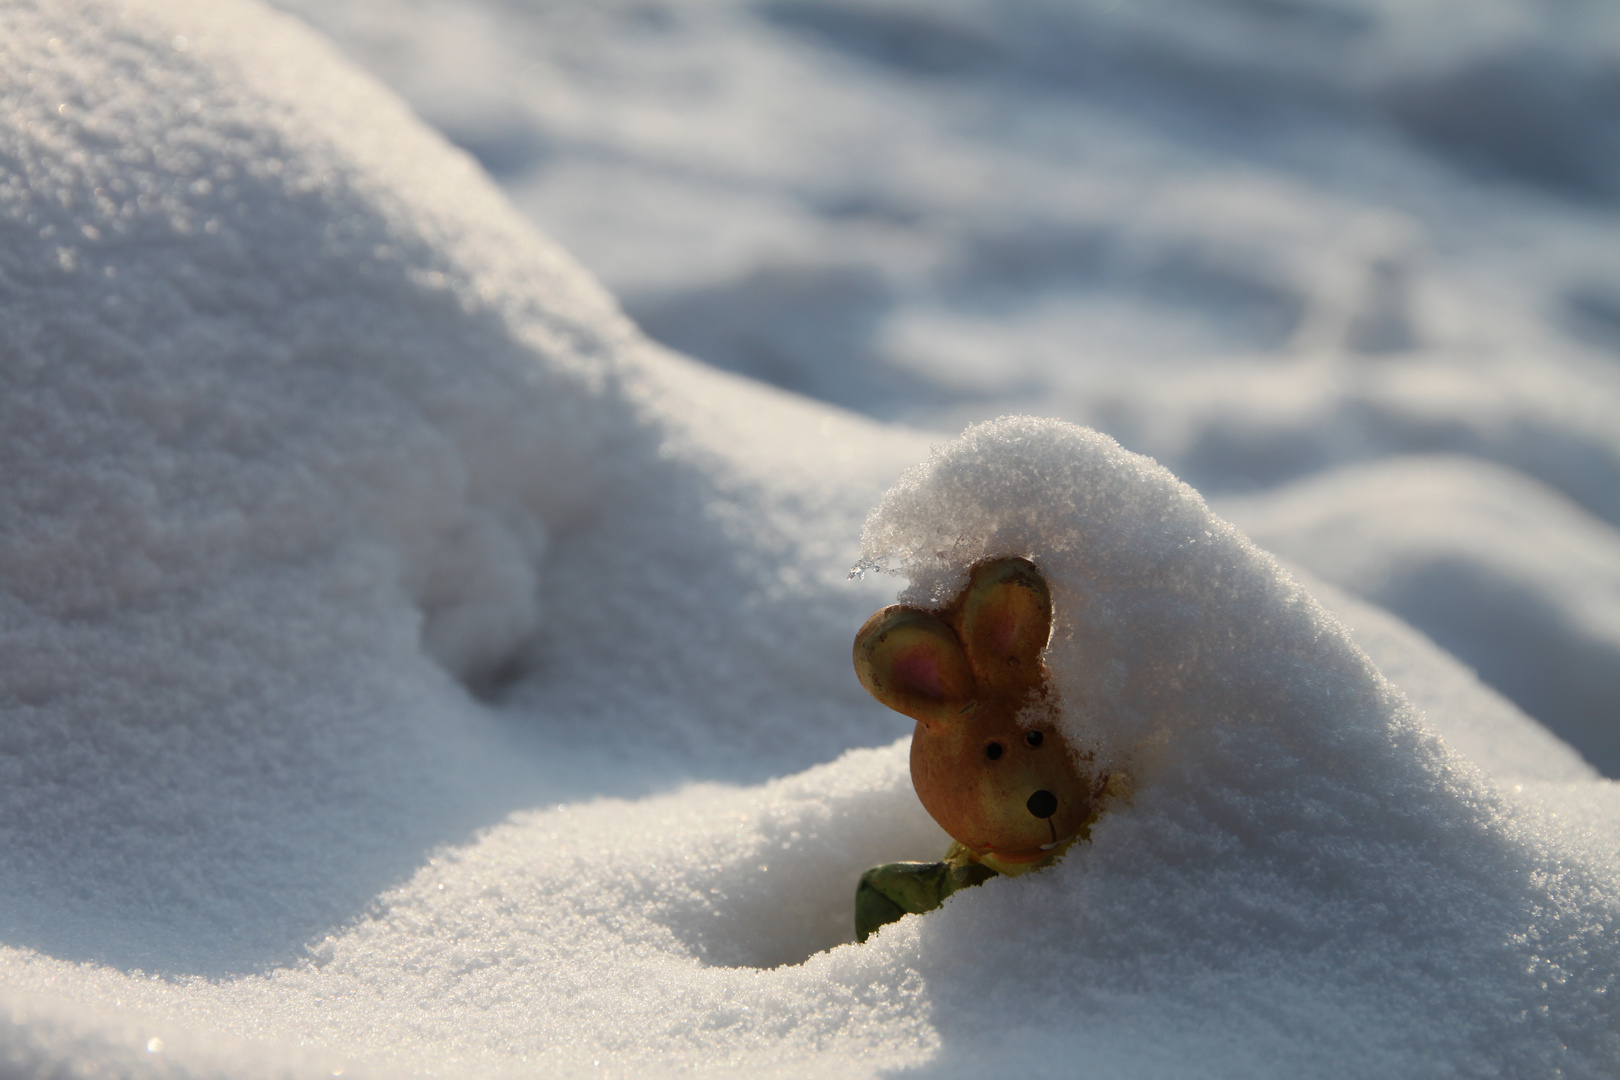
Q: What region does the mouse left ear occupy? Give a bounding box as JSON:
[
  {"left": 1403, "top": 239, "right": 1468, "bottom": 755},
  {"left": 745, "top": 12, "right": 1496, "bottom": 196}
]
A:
[
  {"left": 853, "top": 606, "right": 974, "bottom": 729},
  {"left": 959, "top": 557, "right": 1052, "bottom": 690}
]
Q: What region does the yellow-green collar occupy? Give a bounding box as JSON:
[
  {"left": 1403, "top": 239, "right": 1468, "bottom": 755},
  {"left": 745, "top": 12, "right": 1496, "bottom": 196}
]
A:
[{"left": 944, "top": 834, "right": 1078, "bottom": 878}]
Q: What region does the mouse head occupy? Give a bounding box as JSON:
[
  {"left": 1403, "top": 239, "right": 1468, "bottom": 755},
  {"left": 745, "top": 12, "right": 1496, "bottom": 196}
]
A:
[{"left": 854, "top": 557, "right": 1094, "bottom": 872}]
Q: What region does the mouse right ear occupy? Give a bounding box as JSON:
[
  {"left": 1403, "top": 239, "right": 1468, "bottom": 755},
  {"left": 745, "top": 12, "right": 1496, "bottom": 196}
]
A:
[
  {"left": 958, "top": 557, "right": 1052, "bottom": 692},
  {"left": 853, "top": 606, "right": 974, "bottom": 728}
]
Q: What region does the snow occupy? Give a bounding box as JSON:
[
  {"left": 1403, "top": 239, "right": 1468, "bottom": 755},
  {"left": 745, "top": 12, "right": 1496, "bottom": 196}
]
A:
[
  {"left": 1298, "top": 576, "right": 1597, "bottom": 787},
  {"left": 3, "top": 0, "right": 1620, "bottom": 1077},
  {"left": 268, "top": 0, "right": 1620, "bottom": 760},
  {"left": 1221, "top": 455, "right": 1620, "bottom": 775}
]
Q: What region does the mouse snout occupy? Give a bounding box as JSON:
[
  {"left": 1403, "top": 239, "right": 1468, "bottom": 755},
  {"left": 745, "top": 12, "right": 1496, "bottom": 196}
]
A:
[{"left": 1026, "top": 789, "right": 1058, "bottom": 819}]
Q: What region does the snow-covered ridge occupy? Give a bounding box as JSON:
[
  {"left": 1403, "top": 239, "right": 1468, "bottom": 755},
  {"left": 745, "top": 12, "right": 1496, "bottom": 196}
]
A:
[
  {"left": 270, "top": 0, "right": 1620, "bottom": 767},
  {"left": 0, "top": 0, "right": 921, "bottom": 979},
  {"left": 3, "top": 0, "right": 1618, "bottom": 1077}
]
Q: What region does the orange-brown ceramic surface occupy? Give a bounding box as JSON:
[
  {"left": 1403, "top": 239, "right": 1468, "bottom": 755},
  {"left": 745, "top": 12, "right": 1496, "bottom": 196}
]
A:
[{"left": 853, "top": 558, "right": 1094, "bottom": 868}]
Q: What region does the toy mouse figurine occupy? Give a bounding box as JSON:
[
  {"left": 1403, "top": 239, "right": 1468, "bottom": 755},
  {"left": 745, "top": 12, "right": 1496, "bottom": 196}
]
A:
[{"left": 852, "top": 557, "right": 1111, "bottom": 942}]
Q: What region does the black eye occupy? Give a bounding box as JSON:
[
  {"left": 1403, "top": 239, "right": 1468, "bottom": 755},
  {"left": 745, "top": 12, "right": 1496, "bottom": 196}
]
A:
[
  {"left": 985, "top": 742, "right": 1004, "bottom": 761},
  {"left": 1024, "top": 731, "right": 1044, "bottom": 748}
]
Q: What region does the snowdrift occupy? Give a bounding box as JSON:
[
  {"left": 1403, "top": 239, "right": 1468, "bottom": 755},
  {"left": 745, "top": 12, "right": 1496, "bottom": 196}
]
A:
[
  {"left": 2, "top": 0, "right": 1618, "bottom": 1077},
  {"left": 268, "top": 0, "right": 1620, "bottom": 762}
]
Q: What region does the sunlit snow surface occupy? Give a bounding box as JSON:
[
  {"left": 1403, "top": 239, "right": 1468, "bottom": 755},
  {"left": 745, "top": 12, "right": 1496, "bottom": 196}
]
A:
[
  {"left": 2, "top": 0, "right": 1619, "bottom": 1077},
  {"left": 270, "top": 0, "right": 1620, "bottom": 768}
]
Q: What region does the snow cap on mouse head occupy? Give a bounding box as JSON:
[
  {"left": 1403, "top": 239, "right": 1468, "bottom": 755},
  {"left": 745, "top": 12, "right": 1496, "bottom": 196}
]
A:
[{"left": 854, "top": 415, "right": 1258, "bottom": 796}]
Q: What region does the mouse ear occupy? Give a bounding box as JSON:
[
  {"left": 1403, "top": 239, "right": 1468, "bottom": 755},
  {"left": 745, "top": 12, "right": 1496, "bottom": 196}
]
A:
[
  {"left": 959, "top": 557, "right": 1052, "bottom": 690},
  {"left": 853, "top": 606, "right": 974, "bottom": 728}
]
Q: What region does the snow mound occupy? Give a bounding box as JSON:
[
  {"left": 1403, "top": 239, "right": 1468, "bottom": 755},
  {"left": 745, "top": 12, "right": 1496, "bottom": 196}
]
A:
[
  {"left": 858, "top": 417, "right": 1620, "bottom": 1074},
  {"left": 0, "top": 0, "right": 922, "bottom": 980},
  {"left": 4, "top": 0, "right": 1620, "bottom": 1077},
  {"left": 267, "top": 0, "right": 1620, "bottom": 753}
]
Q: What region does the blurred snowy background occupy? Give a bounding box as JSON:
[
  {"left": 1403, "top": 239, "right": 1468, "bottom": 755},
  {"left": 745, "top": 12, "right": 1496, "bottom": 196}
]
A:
[{"left": 270, "top": 0, "right": 1620, "bottom": 772}]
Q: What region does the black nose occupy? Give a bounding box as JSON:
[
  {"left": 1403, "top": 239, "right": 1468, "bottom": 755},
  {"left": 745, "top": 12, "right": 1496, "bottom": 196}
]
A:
[{"left": 1026, "top": 789, "right": 1058, "bottom": 819}]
